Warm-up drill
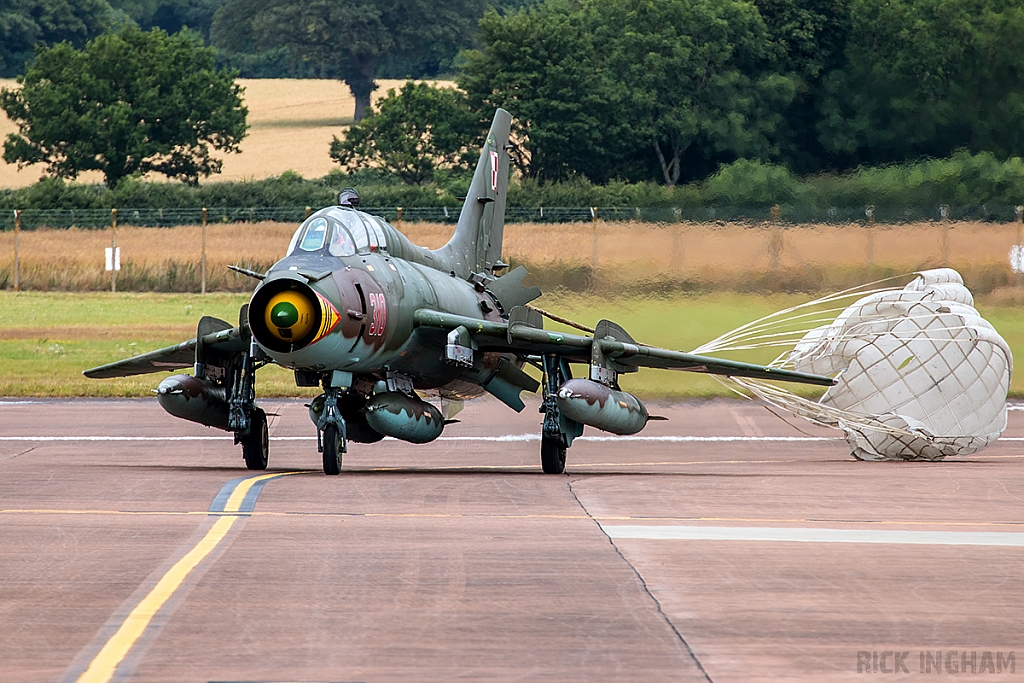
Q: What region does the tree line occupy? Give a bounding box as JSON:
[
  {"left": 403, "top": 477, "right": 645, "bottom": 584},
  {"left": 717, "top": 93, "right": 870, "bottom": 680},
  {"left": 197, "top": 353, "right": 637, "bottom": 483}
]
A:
[
  {"left": 6, "top": 152, "right": 1024, "bottom": 214},
  {"left": 332, "top": 0, "right": 1024, "bottom": 188},
  {"left": 1, "top": 0, "right": 1023, "bottom": 195},
  {"left": 450, "top": 0, "right": 1024, "bottom": 185},
  {"left": 0, "top": 0, "right": 526, "bottom": 118}
]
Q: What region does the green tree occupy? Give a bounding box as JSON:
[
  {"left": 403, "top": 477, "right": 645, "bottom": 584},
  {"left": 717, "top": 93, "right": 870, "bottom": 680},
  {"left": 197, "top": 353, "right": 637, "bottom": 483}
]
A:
[
  {"left": 752, "top": 0, "right": 852, "bottom": 173},
  {"left": 211, "top": 0, "right": 486, "bottom": 121},
  {"left": 108, "top": 0, "right": 223, "bottom": 41},
  {"left": 595, "top": 0, "right": 795, "bottom": 186},
  {"left": 1, "top": 26, "right": 248, "bottom": 188},
  {"left": 458, "top": 1, "right": 639, "bottom": 183},
  {"left": 818, "top": 0, "right": 1024, "bottom": 167},
  {"left": 330, "top": 82, "right": 483, "bottom": 184},
  {"left": 460, "top": 0, "right": 792, "bottom": 185},
  {"left": 0, "top": 0, "right": 118, "bottom": 77}
]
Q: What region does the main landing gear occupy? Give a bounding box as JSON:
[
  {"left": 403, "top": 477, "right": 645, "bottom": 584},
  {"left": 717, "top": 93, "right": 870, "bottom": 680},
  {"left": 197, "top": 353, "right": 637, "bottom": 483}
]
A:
[
  {"left": 241, "top": 407, "right": 269, "bottom": 470},
  {"left": 224, "top": 335, "right": 270, "bottom": 471},
  {"left": 539, "top": 354, "right": 582, "bottom": 474}
]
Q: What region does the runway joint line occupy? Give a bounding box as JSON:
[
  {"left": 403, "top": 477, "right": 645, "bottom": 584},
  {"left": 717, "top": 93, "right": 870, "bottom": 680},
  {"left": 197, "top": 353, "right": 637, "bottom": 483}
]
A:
[{"left": 566, "top": 477, "right": 714, "bottom": 683}]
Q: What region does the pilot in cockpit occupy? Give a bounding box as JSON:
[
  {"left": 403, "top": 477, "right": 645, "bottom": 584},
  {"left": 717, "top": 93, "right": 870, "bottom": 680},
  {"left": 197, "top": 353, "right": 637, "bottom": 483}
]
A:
[{"left": 330, "top": 222, "right": 356, "bottom": 256}]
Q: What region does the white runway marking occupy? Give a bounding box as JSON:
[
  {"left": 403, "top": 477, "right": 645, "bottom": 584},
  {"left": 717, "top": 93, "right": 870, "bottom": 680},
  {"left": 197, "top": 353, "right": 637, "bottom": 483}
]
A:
[
  {"left": 0, "top": 434, "right": 837, "bottom": 442},
  {"left": 602, "top": 525, "right": 1024, "bottom": 546},
  {"left": 1, "top": 434, "right": 1022, "bottom": 443}
]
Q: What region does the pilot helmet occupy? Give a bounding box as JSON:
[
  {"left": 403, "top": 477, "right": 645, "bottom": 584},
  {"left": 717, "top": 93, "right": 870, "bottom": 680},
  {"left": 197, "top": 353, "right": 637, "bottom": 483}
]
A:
[{"left": 337, "top": 188, "right": 360, "bottom": 208}]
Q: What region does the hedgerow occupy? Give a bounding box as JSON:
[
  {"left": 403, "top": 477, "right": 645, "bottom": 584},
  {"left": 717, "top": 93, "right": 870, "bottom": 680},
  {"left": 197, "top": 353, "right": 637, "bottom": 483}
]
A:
[{"left": 2, "top": 151, "right": 1022, "bottom": 213}]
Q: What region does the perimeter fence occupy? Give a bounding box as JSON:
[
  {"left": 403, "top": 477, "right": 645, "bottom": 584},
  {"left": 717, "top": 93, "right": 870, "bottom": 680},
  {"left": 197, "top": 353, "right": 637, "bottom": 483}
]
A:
[{"left": 2, "top": 204, "right": 1024, "bottom": 229}]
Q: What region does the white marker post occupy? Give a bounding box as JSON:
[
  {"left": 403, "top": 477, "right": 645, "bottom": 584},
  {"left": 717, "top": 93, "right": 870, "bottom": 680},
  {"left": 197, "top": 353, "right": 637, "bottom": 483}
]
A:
[
  {"left": 1015, "top": 206, "right": 1023, "bottom": 288},
  {"left": 1011, "top": 245, "right": 1024, "bottom": 279},
  {"left": 13, "top": 209, "right": 20, "bottom": 292},
  {"left": 107, "top": 205, "right": 120, "bottom": 288},
  {"left": 104, "top": 247, "right": 121, "bottom": 273}
]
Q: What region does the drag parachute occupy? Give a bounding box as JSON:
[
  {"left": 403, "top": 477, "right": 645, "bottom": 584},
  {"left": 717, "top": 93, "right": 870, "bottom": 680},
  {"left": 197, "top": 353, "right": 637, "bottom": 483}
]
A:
[{"left": 694, "top": 269, "right": 1012, "bottom": 461}]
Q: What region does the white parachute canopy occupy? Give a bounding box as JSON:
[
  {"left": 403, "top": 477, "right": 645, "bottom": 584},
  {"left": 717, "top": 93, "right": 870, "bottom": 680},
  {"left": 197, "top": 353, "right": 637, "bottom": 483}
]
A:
[{"left": 694, "top": 269, "right": 1012, "bottom": 461}]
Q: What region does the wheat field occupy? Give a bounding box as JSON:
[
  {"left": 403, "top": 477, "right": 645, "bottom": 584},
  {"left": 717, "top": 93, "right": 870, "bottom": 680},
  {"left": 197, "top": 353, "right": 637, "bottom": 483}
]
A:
[
  {"left": 2, "top": 219, "right": 1021, "bottom": 296},
  {"left": 0, "top": 77, "right": 451, "bottom": 188}
]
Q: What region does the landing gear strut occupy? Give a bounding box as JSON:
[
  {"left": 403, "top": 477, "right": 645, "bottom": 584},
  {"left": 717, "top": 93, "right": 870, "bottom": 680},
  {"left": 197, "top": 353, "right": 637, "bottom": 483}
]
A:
[{"left": 225, "top": 337, "right": 270, "bottom": 470}]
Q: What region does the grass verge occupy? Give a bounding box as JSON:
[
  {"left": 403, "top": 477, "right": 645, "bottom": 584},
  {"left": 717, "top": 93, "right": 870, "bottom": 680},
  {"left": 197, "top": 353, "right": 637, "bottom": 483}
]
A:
[{"left": 1, "top": 291, "right": 1020, "bottom": 399}]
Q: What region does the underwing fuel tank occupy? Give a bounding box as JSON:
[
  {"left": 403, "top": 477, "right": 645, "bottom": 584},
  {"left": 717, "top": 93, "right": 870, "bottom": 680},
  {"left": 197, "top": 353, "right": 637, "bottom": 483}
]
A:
[
  {"left": 364, "top": 392, "right": 445, "bottom": 444},
  {"left": 555, "top": 378, "right": 648, "bottom": 435},
  {"left": 156, "top": 374, "right": 229, "bottom": 430}
]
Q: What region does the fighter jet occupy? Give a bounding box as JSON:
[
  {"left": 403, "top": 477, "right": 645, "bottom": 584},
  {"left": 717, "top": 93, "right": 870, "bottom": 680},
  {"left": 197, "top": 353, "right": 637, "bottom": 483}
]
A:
[{"left": 85, "top": 109, "right": 834, "bottom": 475}]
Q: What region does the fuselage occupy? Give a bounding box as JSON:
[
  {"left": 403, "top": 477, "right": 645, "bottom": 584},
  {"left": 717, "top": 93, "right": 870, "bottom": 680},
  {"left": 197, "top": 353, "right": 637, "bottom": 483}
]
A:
[{"left": 247, "top": 206, "right": 511, "bottom": 398}]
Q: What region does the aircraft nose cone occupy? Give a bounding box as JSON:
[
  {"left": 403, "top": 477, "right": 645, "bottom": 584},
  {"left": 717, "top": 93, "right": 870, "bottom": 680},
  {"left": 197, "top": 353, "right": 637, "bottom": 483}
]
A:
[
  {"left": 270, "top": 301, "right": 299, "bottom": 327},
  {"left": 248, "top": 277, "right": 340, "bottom": 353},
  {"left": 262, "top": 289, "right": 318, "bottom": 342}
]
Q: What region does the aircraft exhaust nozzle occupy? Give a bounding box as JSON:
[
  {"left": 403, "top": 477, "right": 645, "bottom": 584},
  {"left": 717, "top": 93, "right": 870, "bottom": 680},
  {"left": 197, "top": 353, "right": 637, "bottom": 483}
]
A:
[
  {"left": 555, "top": 378, "right": 648, "bottom": 435},
  {"left": 156, "top": 374, "right": 230, "bottom": 431},
  {"left": 363, "top": 392, "right": 445, "bottom": 444},
  {"left": 248, "top": 277, "right": 340, "bottom": 354}
]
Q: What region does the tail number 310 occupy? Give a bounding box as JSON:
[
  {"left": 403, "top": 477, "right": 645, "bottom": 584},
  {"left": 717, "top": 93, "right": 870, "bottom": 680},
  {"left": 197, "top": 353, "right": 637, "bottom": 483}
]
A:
[{"left": 367, "top": 293, "right": 387, "bottom": 336}]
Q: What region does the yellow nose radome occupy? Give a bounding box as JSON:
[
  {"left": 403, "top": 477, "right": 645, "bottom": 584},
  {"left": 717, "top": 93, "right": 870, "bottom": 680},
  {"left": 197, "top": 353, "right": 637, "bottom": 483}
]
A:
[{"left": 264, "top": 290, "right": 316, "bottom": 342}]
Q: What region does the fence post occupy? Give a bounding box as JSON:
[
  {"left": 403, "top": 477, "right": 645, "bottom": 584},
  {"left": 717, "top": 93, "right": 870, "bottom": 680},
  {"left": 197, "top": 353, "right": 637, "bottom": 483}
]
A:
[
  {"left": 396, "top": 206, "right": 403, "bottom": 225},
  {"left": 201, "top": 207, "right": 208, "bottom": 295},
  {"left": 12, "top": 209, "right": 19, "bottom": 292},
  {"left": 591, "top": 208, "right": 598, "bottom": 271},
  {"left": 305, "top": 206, "right": 312, "bottom": 220},
  {"left": 865, "top": 224, "right": 874, "bottom": 274},
  {"left": 939, "top": 204, "right": 950, "bottom": 266},
  {"left": 1015, "top": 206, "right": 1023, "bottom": 288},
  {"left": 671, "top": 224, "right": 683, "bottom": 273}
]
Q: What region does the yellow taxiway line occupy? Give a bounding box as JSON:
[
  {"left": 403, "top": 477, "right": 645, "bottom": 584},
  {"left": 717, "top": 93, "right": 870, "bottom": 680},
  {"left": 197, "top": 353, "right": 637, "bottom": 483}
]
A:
[{"left": 74, "top": 472, "right": 295, "bottom": 683}]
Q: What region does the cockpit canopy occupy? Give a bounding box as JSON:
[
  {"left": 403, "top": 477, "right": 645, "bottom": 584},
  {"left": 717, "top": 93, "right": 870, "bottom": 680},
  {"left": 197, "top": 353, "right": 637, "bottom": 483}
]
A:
[{"left": 286, "top": 207, "right": 388, "bottom": 257}]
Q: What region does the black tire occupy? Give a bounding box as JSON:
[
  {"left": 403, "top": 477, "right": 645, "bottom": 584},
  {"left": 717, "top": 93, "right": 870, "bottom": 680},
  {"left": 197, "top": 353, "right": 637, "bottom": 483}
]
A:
[
  {"left": 241, "top": 408, "right": 269, "bottom": 470},
  {"left": 540, "top": 436, "right": 566, "bottom": 474},
  {"left": 322, "top": 423, "right": 342, "bottom": 475}
]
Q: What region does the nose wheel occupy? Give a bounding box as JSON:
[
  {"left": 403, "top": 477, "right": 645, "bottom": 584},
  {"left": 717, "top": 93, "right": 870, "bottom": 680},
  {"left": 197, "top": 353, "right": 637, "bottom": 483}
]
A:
[
  {"left": 316, "top": 386, "right": 347, "bottom": 475},
  {"left": 321, "top": 423, "right": 343, "bottom": 475}
]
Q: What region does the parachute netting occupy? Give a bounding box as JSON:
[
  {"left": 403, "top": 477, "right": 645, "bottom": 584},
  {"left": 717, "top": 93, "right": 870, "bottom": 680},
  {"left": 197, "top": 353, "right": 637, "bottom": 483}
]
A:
[{"left": 692, "top": 269, "right": 1012, "bottom": 461}]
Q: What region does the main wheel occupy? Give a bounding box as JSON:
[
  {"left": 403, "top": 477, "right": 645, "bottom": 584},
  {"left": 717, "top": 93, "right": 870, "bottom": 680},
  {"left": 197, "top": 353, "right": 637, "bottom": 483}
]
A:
[
  {"left": 540, "top": 435, "right": 566, "bottom": 474},
  {"left": 322, "top": 423, "right": 342, "bottom": 475},
  {"left": 241, "top": 408, "right": 269, "bottom": 470}
]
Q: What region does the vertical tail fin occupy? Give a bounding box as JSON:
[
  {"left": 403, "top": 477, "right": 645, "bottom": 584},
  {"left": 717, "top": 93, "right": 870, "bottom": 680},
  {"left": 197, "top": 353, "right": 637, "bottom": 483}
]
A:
[{"left": 431, "top": 108, "right": 512, "bottom": 279}]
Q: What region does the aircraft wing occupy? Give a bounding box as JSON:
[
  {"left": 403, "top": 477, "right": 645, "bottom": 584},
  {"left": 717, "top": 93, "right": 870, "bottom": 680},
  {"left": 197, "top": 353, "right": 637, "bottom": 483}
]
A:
[
  {"left": 83, "top": 323, "right": 248, "bottom": 379},
  {"left": 412, "top": 308, "right": 835, "bottom": 387}
]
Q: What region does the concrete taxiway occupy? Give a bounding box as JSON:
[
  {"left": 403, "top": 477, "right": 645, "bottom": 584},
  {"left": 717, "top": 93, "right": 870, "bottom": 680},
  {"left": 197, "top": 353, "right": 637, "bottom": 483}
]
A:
[{"left": 1, "top": 397, "right": 1022, "bottom": 682}]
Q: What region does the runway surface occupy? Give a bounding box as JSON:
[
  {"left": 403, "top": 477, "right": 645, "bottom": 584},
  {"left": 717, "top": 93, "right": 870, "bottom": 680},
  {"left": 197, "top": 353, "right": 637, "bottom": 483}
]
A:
[{"left": 1, "top": 397, "right": 1022, "bottom": 682}]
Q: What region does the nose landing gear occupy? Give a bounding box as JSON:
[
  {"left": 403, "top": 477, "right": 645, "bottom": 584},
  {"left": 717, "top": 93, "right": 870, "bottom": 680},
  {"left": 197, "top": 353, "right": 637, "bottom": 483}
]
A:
[{"left": 315, "top": 386, "right": 348, "bottom": 475}]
